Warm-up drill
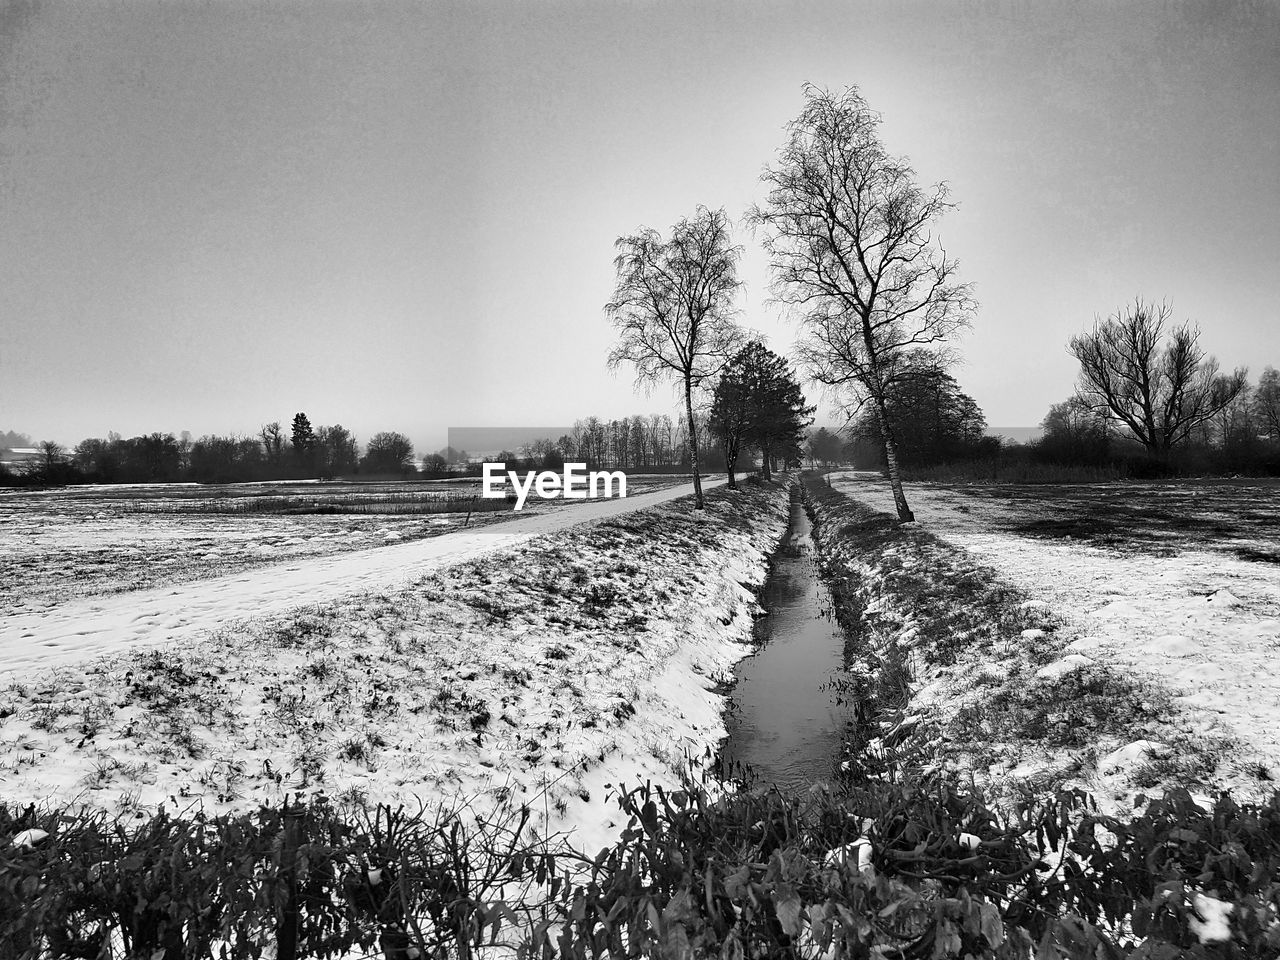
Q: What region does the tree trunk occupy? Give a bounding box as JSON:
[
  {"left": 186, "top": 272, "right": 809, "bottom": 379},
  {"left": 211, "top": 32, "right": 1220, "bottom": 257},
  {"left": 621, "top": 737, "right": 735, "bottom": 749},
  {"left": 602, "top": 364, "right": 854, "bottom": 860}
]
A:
[
  {"left": 875, "top": 399, "right": 914, "bottom": 522},
  {"left": 684, "top": 377, "right": 704, "bottom": 509},
  {"left": 725, "top": 436, "right": 738, "bottom": 489},
  {"left": 760, "top": 444, "right": 772, "bottom": 481}
]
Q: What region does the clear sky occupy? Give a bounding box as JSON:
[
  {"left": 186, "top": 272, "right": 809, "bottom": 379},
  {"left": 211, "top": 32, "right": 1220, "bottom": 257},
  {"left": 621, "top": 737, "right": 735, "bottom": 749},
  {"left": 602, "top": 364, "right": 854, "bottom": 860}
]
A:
[{"left": 2, "top": 0, "right": 1277, "bottom": 452}]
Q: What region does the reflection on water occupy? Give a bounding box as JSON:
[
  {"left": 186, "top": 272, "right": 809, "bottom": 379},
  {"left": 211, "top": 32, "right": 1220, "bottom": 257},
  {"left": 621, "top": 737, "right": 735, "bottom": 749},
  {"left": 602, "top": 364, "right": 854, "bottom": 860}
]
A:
[{"left": 720, "top": 493, "right": 849, "bottom": 792}]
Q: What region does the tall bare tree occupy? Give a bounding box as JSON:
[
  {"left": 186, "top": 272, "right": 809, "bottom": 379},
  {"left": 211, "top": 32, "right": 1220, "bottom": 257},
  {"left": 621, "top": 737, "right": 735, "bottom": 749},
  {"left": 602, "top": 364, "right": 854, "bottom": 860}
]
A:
[
  {"left": 1253, "top": 367, "right": 1280, "bottom": 441},
  {"left": 1068, "top": 299, "right": 1247, "bottom": 460},
  {"left": 260, "top": 422, "right": 286, "bottom": 467},
  {"left": 606, "top": 206, "right": 743, "bottom": 509},
  {"left": 748, "top": 85, "right": 975, "bottom": 521}
]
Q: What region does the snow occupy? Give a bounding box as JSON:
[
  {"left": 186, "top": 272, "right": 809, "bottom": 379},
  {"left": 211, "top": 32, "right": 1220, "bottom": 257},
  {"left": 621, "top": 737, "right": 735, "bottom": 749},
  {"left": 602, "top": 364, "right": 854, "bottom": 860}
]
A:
[
  {"left": 0, "top": 478, "right": 726, "bottom": 678},
  {"left": 1034, "top": 654, "right": 1094, "bottom": 679},
  {"left": 1188, "top": 892, "right": 1234, "bottom": 943},
  {"left": 0, "top": 476, "right": 786, "bottom": 859},
  {"left": 1098, "top": 740, "right": 1168, "bottom": 775},
  {"left": 831, "top": 473, "right": 1280, "bottom": 797},
  {"left": 9, "top": 827, "right": 48, "bottom": 848}
]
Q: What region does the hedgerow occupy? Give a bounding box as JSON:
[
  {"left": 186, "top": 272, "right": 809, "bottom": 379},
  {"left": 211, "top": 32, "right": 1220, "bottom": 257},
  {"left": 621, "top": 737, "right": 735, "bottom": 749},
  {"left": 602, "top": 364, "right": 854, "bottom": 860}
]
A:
[{"left": 4, "top": 775, "right": 1280, "bottom": 957}]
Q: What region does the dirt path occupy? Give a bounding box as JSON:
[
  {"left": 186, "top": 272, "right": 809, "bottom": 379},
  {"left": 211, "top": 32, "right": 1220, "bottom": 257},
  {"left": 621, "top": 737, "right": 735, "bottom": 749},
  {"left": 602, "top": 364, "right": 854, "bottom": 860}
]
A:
[{"left": 0, "top": 478, "right": 724, "bottom": 678}]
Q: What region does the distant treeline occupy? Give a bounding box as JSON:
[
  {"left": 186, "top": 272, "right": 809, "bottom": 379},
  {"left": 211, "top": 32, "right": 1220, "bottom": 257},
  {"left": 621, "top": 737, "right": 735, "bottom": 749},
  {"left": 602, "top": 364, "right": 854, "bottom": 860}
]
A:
[
  {"left": 0, "top": 414, "right": 409, "bottom": 487},
  {"left": 442, "top": 413, "right": 747, "bottom": 478},
  {"left": 0, "top": 412, "right": 742, "bottom": 487},
  {"left": 802, "top": 361, "right": 1280, "bottom": 481}
]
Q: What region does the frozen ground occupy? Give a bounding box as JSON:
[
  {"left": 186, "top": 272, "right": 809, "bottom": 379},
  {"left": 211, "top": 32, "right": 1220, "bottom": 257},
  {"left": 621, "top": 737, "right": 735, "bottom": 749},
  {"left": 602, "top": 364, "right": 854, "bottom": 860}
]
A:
[
  {"left": 830, "top": 471, "right": 1280, "bottom": 800},
  {"left": 0, "top": 477, "right": 783, "bottom": 858},
  {"left": 0, "top": 477, "right": 724, "bottom": 677},
  {"left": 0, "top": 475, "right": 691, "bottom": 615}
]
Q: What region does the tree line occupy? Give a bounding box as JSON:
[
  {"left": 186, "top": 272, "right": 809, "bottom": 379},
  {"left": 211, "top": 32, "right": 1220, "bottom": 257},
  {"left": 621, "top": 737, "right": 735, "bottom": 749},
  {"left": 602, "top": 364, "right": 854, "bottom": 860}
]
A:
[
  {"left": 456, "top": 414, "right": 697, "bottom": 477},
  {"left": 1, "top": 414, "right": 420, "bottom": 486}
]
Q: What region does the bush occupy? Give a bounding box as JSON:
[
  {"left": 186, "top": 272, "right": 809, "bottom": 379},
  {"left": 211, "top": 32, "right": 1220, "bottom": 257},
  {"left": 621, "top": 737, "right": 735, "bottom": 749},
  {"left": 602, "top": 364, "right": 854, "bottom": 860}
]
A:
[
  {"left": 0, "top": 796, "right": 565, "bottom": 959},
  {"left": 6, "top": 779, "right": 1279, "bottom": 958},
  {"left": 551, "top": 775, "right": 1280, "bottom": 959}
]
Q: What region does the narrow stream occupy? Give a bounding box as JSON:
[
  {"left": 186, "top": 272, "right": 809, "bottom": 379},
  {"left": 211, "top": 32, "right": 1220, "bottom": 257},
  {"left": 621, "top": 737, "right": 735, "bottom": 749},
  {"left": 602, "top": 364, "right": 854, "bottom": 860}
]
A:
[{"left": 720, "top": 490, "right": 850, "bottom": 792}]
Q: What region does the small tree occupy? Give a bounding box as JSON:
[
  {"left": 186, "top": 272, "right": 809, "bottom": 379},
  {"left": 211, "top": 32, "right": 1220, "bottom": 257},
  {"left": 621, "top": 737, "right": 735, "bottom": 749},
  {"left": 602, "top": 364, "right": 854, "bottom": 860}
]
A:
[
  {"left": 315, "top": 424, "right": 358, "bottom": 478},
  {"left": 708, "top": 349, "right": 756, "bottom": 490},
  {"left": 1037, "top": 396, "right": 1113, "bottom": 465},
  {"left": 362, "top": 432, "right": 415, "bottom": 475},
  {"left": 420, "top": 453, "right": 449, "bottom": 476},
  {"left": 711, "top": 342, "right": 814, "bottom": 486},
  {"left": 1068, "top": 299, "right": 1247, "bottom": 461},
  {"left": 1254, "top": 367, "right": 1280, "bottom": 442},
  {"left": 260, "top": 422, "right": 286, "bottom": 469},
  {"left": 849, "top": 361, "right": 992, "bottom": 469},
  {"left": 749, "top": 85, "right": 975, "bottom": 521},
  {"left": 807, "top": 427, "right": 844, "bottom": 467},
  {"left": 747, "top": 346, "right": 814, "bottom": 480},
  {"left": 606, "top": 206, "right": 744, "bottom": 509},
  {"left": 289, "top": 413, "right": 315, "bottom": 475},
  {"left": 22, "top": 440, "right": 69, "bottom": 483}
]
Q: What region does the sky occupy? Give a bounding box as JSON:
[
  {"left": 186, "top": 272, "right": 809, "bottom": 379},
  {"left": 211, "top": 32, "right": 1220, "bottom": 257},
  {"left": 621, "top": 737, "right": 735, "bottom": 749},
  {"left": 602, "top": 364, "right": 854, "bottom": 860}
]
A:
[{"left": 2, "top": 0, "right": 1277, "bottom": 453}]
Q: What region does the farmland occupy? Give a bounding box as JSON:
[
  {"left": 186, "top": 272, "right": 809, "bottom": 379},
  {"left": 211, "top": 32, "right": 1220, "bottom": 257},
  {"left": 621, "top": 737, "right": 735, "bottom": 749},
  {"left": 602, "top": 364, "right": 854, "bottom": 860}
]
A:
[
  {"left": 0, "top": 475, "right": 691, "bottom": 616},
  {"left": 826, "top": 471, "right": 1280, "bottom": 809},
  {"left": 4, "top": 473, "right": 1280, "bottom": 955},
  {"left": 0, "top": 477, "right": 784, "bottom": 855}
]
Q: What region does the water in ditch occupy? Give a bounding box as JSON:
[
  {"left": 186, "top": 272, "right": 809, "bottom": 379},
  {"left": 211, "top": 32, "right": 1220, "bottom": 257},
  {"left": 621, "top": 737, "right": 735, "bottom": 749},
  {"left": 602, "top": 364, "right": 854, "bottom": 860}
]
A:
[{"left": 720, "top": 491, "right": 851, "bottom": 792}]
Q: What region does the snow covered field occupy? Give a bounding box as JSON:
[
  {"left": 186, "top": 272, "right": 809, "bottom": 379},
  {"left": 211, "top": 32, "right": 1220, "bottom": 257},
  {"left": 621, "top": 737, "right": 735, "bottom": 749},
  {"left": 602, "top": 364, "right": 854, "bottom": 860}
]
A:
[
  {"left": 830, "top": 471, "right": 1280, "bottom": 803},
  {"left": 0, "top": 478, "right": 786, "bottom": 855},
  {"left": 0, "top": 475, "right": 692, "bottom": 616}
]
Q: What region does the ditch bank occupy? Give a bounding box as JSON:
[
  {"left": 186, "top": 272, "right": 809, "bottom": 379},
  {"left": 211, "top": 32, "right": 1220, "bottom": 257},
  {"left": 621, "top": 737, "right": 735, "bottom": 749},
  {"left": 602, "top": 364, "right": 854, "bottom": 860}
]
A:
[
  {"left": 801, "top": 473, "right": 1229, "bottom": 812},
  {"left": 0, "top": 480, "right": 792, "bottom": 859},
  {"left": 9, "top": 479, "right": 1280, "bottom": 957}
]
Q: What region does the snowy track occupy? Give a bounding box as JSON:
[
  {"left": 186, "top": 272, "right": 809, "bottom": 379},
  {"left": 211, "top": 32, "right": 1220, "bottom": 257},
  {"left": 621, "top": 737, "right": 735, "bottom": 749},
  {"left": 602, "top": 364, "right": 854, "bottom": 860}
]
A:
[{"left": 0, "top": 478, "right": 724, "bottom": 677}]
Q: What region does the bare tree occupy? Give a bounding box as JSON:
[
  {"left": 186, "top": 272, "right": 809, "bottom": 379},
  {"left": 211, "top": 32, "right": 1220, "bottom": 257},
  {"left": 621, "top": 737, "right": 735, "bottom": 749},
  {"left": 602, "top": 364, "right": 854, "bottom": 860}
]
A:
[
  {"left": 748, "top": 85, "right": 974, "bottom": 521},
  {"left": 1068, "top": 299, "right": 1247, "bottom": 460},
  {"left": 260, "top": 422, "right": 286, "bottom": 466},
  {"left": 29, "top": 440, "right": 66, "bottom": 480},
  {"left": 1254, "top": 367, "right": 1280, "bottom": 441},
  {"left": 606, "top": 206, "right": 743, "bottom": 509},
  {"left": 362, "top": 431, "right": 415, "bottom": 475}
]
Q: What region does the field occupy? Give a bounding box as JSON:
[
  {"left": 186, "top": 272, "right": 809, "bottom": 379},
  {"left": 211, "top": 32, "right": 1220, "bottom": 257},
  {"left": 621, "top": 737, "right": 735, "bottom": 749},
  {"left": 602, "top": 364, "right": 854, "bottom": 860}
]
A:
[
  {"left": 828, "top": 471, "right": 1280, "bottom": 807},
  {"left": 4, "top": 472, "right": 1279, "bottom": 954},
  {"left": 0, "top": 475, "right": 691, "bottom": 616},
  {"left": 0, "top": 475, "right": 782, "bottom": 855}
]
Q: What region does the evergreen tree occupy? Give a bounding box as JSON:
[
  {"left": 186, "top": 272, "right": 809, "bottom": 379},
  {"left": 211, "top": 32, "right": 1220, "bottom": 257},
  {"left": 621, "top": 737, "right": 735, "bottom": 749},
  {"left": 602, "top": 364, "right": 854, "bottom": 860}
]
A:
[
  {"left": 710, "top": 341, "right": 814, "bottom": 485},
  {"left": 290, "top": 412, "right": 316, "bottom": 474},
  {"left": 807, "top": 426, "right": 845, "bottom": 466},
  {"left": 851, "top": 358, "right": 993, "bottom": 467}
]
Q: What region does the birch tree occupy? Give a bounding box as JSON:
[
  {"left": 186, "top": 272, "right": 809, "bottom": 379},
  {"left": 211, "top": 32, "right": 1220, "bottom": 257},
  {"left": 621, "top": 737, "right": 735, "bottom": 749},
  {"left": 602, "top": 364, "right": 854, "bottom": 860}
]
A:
[
  {"left": 606, "top": 206, "right": 743, "bottom": 509},
  {"left": 748, "top": 85, "right": 975, "bottom": 521}
]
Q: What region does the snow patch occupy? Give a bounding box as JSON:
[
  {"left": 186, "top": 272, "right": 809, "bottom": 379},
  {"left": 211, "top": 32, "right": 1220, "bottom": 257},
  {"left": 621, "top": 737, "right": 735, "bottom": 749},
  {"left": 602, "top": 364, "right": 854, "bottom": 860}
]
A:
[
  {"left": 1188, "top": 892, "right": 1233, "bottom": 943},
  {"left": 1034, "top": 654, "right": 1094, "bottom": 680}
]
